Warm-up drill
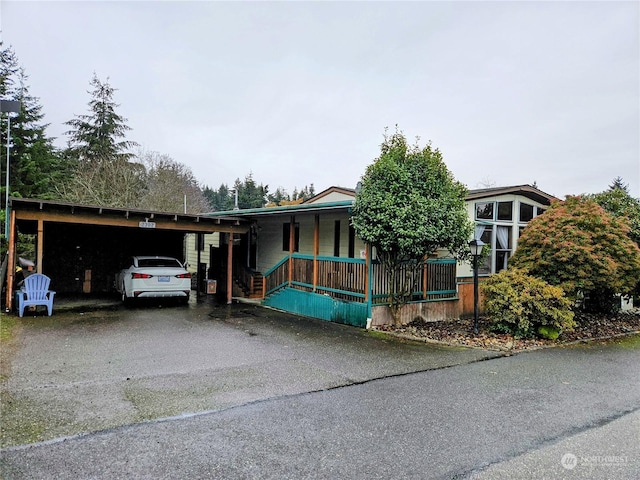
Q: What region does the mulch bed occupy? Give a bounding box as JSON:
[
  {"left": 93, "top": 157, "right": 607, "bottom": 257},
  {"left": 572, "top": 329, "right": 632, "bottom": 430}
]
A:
[{"left": 375, "top": 311, "right": 640, "bottom": 352}]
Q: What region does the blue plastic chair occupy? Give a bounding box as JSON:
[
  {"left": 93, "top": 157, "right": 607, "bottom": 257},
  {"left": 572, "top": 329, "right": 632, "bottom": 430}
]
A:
[{"left": 15, "top": 273, "right": 56, "bottom": 317}]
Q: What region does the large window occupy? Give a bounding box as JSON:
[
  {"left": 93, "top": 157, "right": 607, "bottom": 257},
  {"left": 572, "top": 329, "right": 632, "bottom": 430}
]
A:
[
  {"left": 476, "top": 201, "right": 513, "bottom": 221},
  {"left": 476, "top": 202, "right": 494, "bottom": 220},
  {"left": 519, "top": 202, "right": 546, "bottom": 223},
  {"left": 497, "top": 202, "right": 513, "bottom": 221},
  {"left": 476, "top": 224, "right": 513, "bottom": 274},
  {"left": 495, "top": 226, "right": 512, "bottom": 272},
  {"left": 519, "top": 202, "right": 535, "bottom": 222}
]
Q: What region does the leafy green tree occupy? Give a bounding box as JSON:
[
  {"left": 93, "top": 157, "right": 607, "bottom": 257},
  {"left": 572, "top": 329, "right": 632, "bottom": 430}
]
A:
[
  {"left": 510, "top": 195, "right": 640, "bottom": 312},
  {"left": 590, "top": 177, "right": 640, "bottom": 246},
  {"left": 351, "top": 127, "right": 473, "bottom": 324},
  {"left": 64, "top": 73, "right": 137, "bottom": 164}
]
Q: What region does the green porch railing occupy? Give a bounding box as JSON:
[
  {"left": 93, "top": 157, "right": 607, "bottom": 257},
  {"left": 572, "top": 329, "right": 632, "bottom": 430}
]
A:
[{"left": 264, "top": 254, "right": 458, "bottom": 305}]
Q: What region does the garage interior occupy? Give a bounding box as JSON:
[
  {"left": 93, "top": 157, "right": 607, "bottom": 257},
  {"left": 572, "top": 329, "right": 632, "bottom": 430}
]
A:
[{"left": 3, "top": 198, "right": 249, "bottom": 311}]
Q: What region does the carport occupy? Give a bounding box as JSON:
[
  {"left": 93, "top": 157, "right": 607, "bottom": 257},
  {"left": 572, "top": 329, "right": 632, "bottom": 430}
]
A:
[{"left": 4, "top": 198, "right": 250, "bottom": 311}]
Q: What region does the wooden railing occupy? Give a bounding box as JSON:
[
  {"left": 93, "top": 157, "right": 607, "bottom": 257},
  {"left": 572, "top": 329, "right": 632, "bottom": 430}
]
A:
[
  {"left": 371, "top": 258, "right": 457, "bottom": 305},
  {"left": 263, "top": 254, "right": 457, "bottom": 305},
  {"left": 264, "top": 257, "right": 289, "bottom": 296}
]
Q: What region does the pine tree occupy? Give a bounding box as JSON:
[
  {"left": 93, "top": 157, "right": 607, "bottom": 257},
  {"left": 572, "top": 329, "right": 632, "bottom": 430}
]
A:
[
  {"left": 10, "top": 68, "right": 65, "bottom": 199},
  {"left": 64, "top": 73, "right": 137, "bottom": 163}
]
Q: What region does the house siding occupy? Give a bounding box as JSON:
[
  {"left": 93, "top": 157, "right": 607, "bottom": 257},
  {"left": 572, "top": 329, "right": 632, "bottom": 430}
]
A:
[
  {"left": 256, "top": 211, "right": 366, "bottom": 273},
  {"left": 184, "top": 233, "right": 220, "bottom": 273}
]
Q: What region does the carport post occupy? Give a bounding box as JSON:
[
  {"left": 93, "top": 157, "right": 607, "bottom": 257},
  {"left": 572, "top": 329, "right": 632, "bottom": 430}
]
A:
[
  {"left": 227, "top": 232, "right": 233, "bottom": 304},
  {"left": 4, "top": 208, "right": 17, "bottom": 311},
  {"left": 37, "top": 219, "right": 44, "bottom": 273}
]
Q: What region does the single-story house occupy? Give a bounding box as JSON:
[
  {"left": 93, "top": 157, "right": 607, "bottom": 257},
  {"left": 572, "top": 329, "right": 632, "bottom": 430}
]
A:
[{"left": 188, "top": 184, "right": 557, "bottom": 327}]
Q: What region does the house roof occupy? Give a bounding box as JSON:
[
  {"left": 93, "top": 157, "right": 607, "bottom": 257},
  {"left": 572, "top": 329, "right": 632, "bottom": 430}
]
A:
[
  {"left": 207, "top": 184, "right": 558, "bottom": 219},
  {"left": 303, "top": 186, "right": 356, "bottom": 204},
  {"left": 9, "top": 197, "right": 250, "bottom": 234},
  {"left": 466, "top": 184, "right": 558, "bottom": 205}
]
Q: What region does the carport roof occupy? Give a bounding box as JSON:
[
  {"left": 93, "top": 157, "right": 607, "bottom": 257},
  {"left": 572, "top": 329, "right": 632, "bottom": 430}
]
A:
[
  {"left": 10, "top": 197, "right": 250, "bottom": 234},
  {"left": 205, "top": 200, "right": 354, "bottom": 219}
]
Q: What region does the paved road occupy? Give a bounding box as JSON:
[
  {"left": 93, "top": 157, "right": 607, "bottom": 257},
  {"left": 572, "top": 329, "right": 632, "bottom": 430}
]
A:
[{"left": 1, "top": 301, "right": 639, "bottom": 479}]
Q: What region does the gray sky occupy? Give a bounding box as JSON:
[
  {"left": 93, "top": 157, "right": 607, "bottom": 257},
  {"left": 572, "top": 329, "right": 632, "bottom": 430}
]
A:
[{"left": 1, "top": 1, "right": 639, "bottom": 199}]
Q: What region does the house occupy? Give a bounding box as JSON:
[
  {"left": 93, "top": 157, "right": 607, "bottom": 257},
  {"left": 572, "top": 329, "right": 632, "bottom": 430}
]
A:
[
  {"left": 459, "top": 185, "right": 557, "bottom": 277},
  {"left": 187, "top": 185, "right": 557, "bottom": 327}
]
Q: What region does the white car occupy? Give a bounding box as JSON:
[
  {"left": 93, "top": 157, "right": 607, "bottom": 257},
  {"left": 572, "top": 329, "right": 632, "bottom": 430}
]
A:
[{"left": 116, "top": 256, "right": 191, "bottom": 304}]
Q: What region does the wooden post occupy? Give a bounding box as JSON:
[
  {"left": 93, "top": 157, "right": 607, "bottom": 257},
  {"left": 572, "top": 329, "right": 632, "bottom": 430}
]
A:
[
  {"left": 227, "top": 232, "right": 233, "bottom": 304},
  {"left": 288, "top": 215, "right": 295, "bottom": 286},
  {"left": 5, "top": 209, "right": 17, "bottom": 311},
  {"left": 196, "top": 233, "right": 202, "bottom": 298},
  {"left": 422, "top": 255, "right": 428, "bottom": 299},
  {"left": 37, "top": 219, "right": 44, "bottom": 274}
]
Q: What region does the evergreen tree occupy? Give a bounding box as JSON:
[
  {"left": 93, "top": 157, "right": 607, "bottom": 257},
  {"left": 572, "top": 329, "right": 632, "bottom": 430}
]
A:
[
  {"left": 64, "top": 73, "right": 137, "bottom": 163},
  {"left": 203, "top": 183, "right": 234, "bottom": 211},
  {"left": 59, "top": 74, "right": 142, "bottom": 207},
  {"left": 236, "top": 173, "right": 267, "bottom": 209},
  {"left": 10, "top": 68, "right": 65, "bottom": 199},
  {"left": 590, "top": 177, "right": 640, "bottom": 247},
  {"left": 266, "top": 186, "right": 289, "bottom": 206}
]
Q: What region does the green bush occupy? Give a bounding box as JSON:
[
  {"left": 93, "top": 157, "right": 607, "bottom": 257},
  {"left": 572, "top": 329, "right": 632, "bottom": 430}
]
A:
[{"left": 481, "top": 268, "right": 576, "bottom": 339}]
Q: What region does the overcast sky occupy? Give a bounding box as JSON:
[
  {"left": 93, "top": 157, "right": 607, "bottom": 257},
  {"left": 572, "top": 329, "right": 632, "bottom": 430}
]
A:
[{"left": 1, "top": 1, "right": 638, "bottom": 199}]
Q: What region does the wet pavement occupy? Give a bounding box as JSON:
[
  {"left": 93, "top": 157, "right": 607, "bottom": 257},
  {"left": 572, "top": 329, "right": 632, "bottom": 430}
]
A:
[
  {"left": 0, "top": 297, "right": 501, "bottom": 449},
  {"left": 1, "top": 299, "right": 639, "bottom": 479}
]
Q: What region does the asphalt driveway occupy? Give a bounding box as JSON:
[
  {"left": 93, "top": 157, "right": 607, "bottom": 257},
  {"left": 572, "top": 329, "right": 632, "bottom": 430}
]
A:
[{"left": 0, "top": 299, "right": 501, "bottom": 448}]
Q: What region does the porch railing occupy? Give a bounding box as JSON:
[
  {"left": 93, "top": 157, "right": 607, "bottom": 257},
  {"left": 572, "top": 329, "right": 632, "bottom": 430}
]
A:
[
  {"left": 263, "top": 254, "right": 457, "bottom": 305},
  {"left": 371, "top": 258, "right": 458, "bottom": 305}
]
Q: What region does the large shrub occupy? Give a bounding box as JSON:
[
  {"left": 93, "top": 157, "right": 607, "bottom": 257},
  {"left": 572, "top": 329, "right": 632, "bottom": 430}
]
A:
[
  {"left": 481, "top": 268, "right": 575, "bottom": 339},
  {"left": 510, "top": 196, "right": 640, "bottom": 312},
  {"left": 351, "top": 127, "right": 472, "bottom": 325}
]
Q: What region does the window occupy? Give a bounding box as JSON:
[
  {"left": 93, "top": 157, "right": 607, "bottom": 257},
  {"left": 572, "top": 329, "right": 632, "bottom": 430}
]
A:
[
  {"left": 519, "top": 203, "right": 535, "bottom": 222},
  {"left": 334, "top": 220, "right": 341, "bottom": 257},
  {"left": 497, "top": 202, "right": 513, "bottom": 221},
  {"left": 495, "top": 226, "right": 512, "bottom": 273},
  {"left": 478, "top": 227, "right": 492, "bottom": 275},
  {"left": 475, "top": 224, "right": 513, "bottom": 274},
  {"left": 477, "top": 201, "right": 513, "bottom": 221},
  {"left": 476, "top": 202, "right": 493, "bottom": 220},
  {"left": 282, "top": 222, "right": 300, "bottom": 252}
]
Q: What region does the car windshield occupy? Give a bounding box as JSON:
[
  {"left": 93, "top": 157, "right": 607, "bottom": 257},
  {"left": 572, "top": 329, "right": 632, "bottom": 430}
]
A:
[{"left": 137, "top": 258, "right": 182, "bottom": 268}]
